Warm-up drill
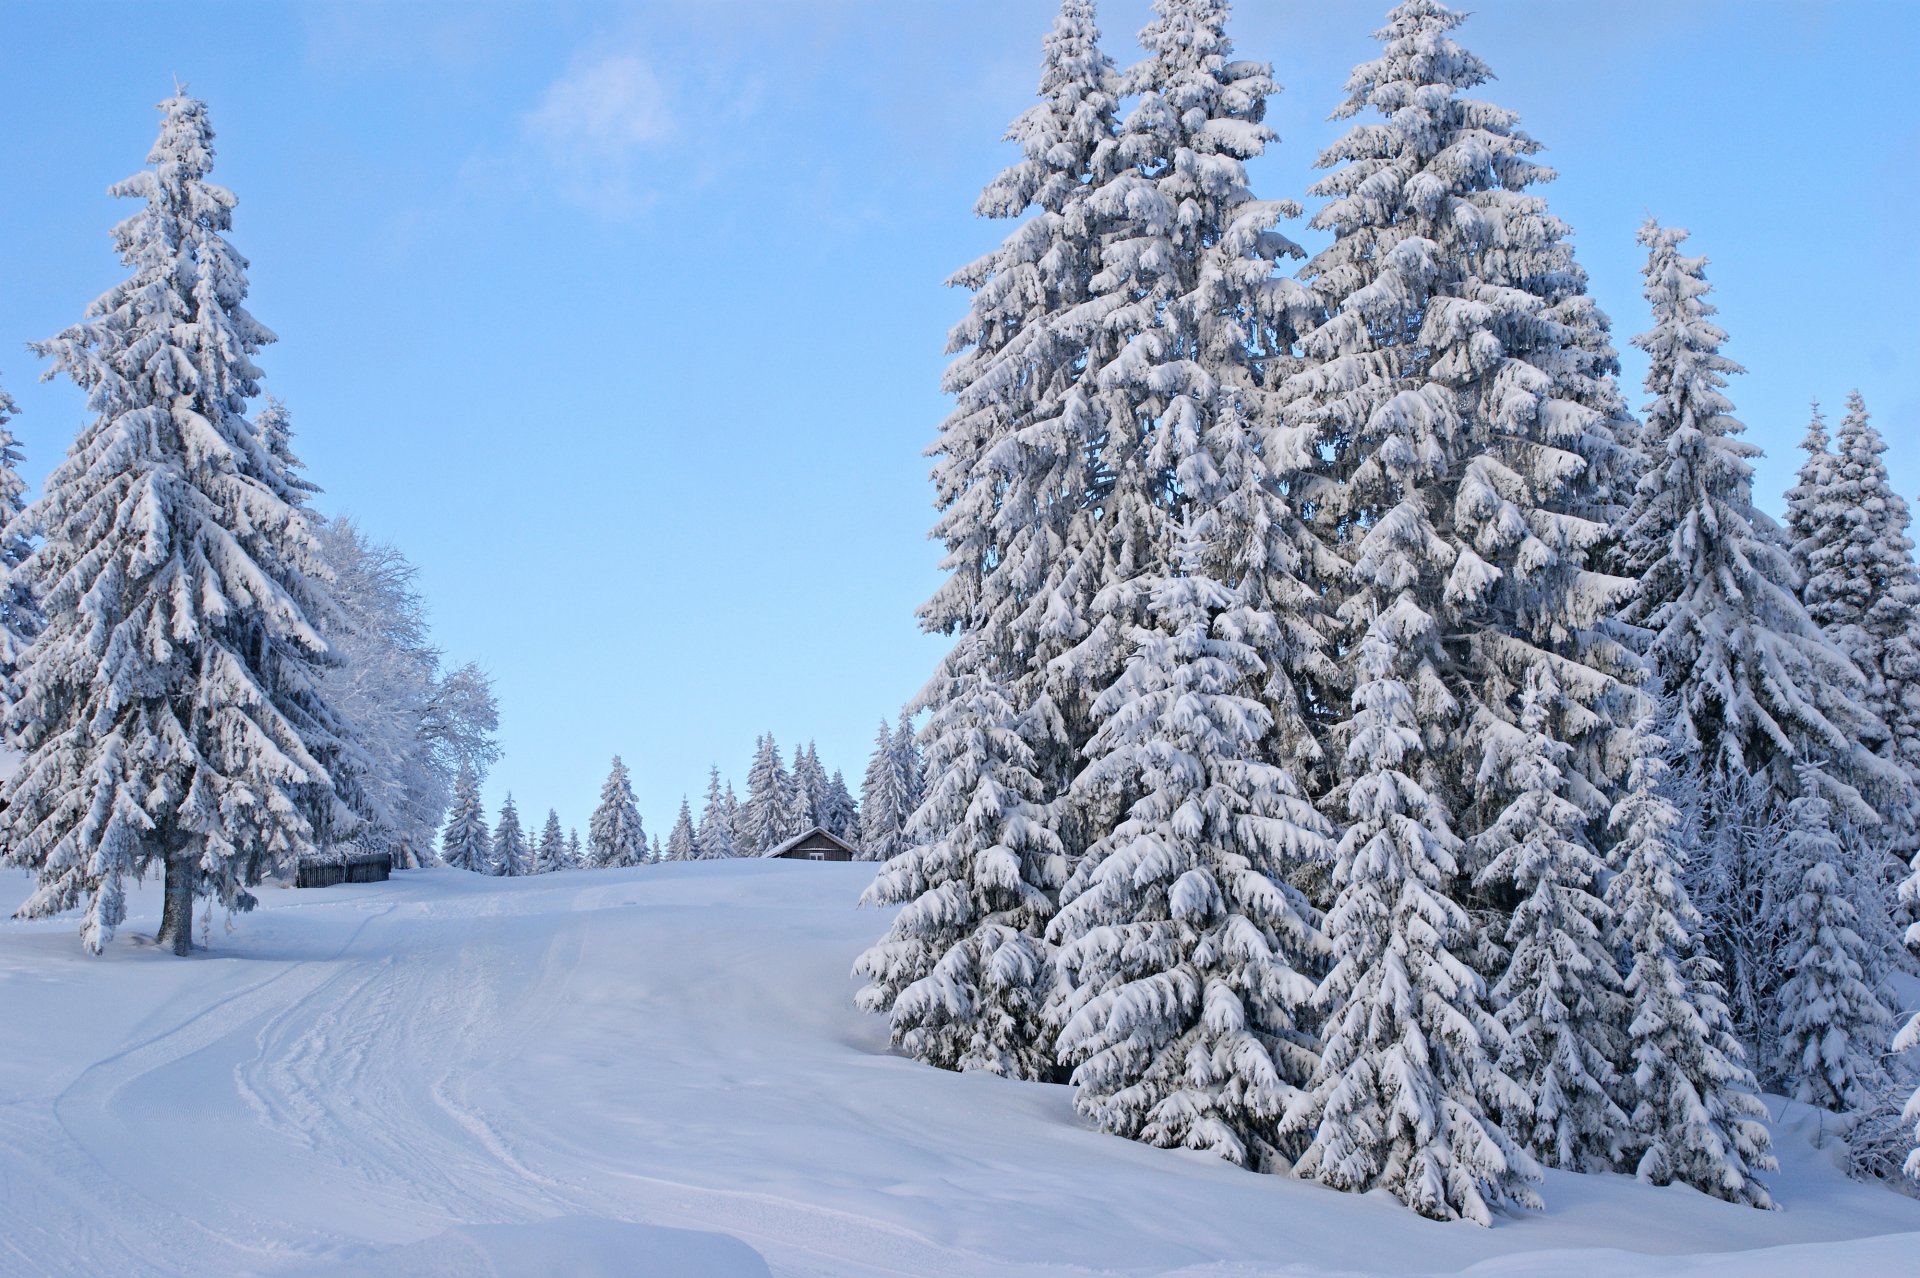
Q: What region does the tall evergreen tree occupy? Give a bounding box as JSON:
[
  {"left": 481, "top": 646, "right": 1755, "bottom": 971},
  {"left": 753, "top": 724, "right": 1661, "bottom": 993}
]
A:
[
  {"left": 856, "top": 644, "right": 1065, "bottom": 1079},
  {"left": 491, "top": 794, "right": 529, "bottom": 877},
  {"left": 535, "top": 808, "right": 568, "bottom": 874},
  {"left": 695, "top": 765, "right": 738, "bottom": 860},
  {"left": 918, "top": 0, "right": 1122, "bottom": 825},
  {"left": 1604, "top": 706, "right": 1774, "bottom": 1206},
  {"left": 1620, "top": 221, "right": 1894, "bottom": 1055},
  {"left": 666, "top": 797, "right": 696, "bottom": 863},
  {"left": 1283, "top": 614, "right": 1540, "bottom": 1223},
  {"left": 1, "top": 90, "right": 354, "bottom": 954},
  {"left": 1897, "top": 856, "right": 1920, "bottom": 1178},
  {"left": 0, "top": 381, "right": 42, "bottom": 675},
  {"left": 891, "top": 710, "right": 926, "bottom": 822},
  {"left": 440, "top": 762, "right": 491, "bottom": 873},
  {"left": 1274, "top": 2, "right": 1636, "bottom": 1071},
  {"left": 587, "top": 756, "right": 646, "bottom": 868}
]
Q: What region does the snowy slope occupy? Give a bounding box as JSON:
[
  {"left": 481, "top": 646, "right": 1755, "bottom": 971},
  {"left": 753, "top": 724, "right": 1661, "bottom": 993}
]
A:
[{"left": 1, "top": 861, "right": 1916, "bottom": 1277}]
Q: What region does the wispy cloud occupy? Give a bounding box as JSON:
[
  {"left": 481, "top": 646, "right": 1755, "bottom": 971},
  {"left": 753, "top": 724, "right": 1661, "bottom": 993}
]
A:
[{"left": 519, "top": 51, "right": 675, "bottom": 217}]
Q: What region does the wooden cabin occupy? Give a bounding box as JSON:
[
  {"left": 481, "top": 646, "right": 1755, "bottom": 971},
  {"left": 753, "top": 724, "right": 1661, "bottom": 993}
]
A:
[{"left": 762, "top": 826, "right": 859, "bottom": 862}]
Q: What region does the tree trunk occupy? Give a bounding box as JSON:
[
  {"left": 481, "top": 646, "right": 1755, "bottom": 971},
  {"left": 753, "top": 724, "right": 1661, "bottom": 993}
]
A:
[{"left": 157, "top": 850, "right": 195, "bottom": 956}]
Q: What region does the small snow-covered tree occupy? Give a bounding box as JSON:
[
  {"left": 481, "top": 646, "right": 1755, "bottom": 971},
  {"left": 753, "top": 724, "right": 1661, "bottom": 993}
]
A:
[
  {"left": 568, "top": 827, "right": 582, "bottom": 868},
  {"left": 855, "top": 643, "right": 1065, "bottom": 1079},
  {"left": 859, "top": 718, "right": 909, "bottom": 862},
  {"left": 1604, "top": 707, "right": 1774, "bottom": 1207},
  {"left": 695, "top": 765, "right": 738, "bottom": 860},
  {"left": 1773, "top": 763, "right": 1895, "bottom": 1111},
  {"left": 0, "top": 382, "right": 42, "bottom": 675},
  {"left": 650, "top": 833, "right": 663, "bottom": 863},
  {"left": 587, "top": 756, "right": 646, "bottom": 868},
  {"left": 440, "top": 762, "right": 491, "bottom": 872},
  {"left": 534, "top": 809, "right": 568, "bottom": 873},
  {"left": 491, "top": 794, "right": 529, "bottom": 877},
  {"left": 891, "top": 711, "right": 925, "bottom": 820},
  {"left": 1283, "top": 612, "right": 1540, "bottom": 1224},
  {"left": 741, "top": 734, "right": 792, "bottom": 854},
  {"left": 819, "top": 769, "right": 858, "bottom": 841},
  {"left": 1473, "top": 664, "right": 1627, "bottom": 1171},
  {"left": 666, "top": 797, "right": 696, "bottom": 863},
  {"left": 2, "top": 90, "right": 354, "bottom": 954}
]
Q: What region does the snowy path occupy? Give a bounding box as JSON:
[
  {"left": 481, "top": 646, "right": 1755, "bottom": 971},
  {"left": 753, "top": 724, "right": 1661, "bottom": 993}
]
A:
[{"left": 2, "top": 861, "right": 1917, "bottom": 1276}]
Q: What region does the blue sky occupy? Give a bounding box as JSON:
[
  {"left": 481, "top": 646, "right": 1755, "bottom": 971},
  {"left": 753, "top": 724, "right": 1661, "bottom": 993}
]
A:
[{"left": 0, "top": 0, "right": 1913, "bottom": 836}]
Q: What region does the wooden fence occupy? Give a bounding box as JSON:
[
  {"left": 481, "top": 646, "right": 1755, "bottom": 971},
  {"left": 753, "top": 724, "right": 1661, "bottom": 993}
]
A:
[{"left": 295, "top": 853, "right": 393, "bottom": 889}]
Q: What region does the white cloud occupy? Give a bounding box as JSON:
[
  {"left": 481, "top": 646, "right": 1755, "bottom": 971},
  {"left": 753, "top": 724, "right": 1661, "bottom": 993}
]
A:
[{"left": 521, "top": 52, "right": 675, "bottom": 216}]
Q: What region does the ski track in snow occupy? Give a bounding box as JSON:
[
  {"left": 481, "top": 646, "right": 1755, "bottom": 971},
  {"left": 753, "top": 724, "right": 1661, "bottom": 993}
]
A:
[{"left": 2, "top": 861, "right": 1919, "bottom": 1277}]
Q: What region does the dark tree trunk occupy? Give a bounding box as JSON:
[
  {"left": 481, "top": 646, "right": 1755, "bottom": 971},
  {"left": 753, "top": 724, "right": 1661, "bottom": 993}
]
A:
[{"left": 157, "top": 850, "right": 195, "bottom": 956}]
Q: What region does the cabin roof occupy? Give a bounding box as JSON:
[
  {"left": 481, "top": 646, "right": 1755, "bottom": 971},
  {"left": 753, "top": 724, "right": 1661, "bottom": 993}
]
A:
[{"left": 761, "top": 826, "right": 860, "bottom": 859}]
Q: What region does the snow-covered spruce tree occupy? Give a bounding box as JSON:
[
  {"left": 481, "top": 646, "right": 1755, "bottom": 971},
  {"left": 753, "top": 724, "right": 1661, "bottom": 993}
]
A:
[
  {"left": 1773, "top": 762, "right": 1894, "bottom": 1111},
  {"left": 741, "top": 734, "right": 792, "bottom": 855},
  {"left": 918, "top": 0, "right": 1121, "bottom": 824},
  {"left": 820, "top": 769, "right": 859, "bottom": 841},
  {"left": 534, "top": 809, "right": 568, "bottom": 874},
  {"left": 440, "top": 762, "right": 491, "bottom": 873},
  {"left": 1789, "top": 392, "right": 1920, "bottom": 835},
  {"left": 1604, "top": 706, "right": 1774, "bottom": 1206},
  {"left": 650, "top": 833, "right": 663, "bottom": 863},
  {"left": 491, "top": 794, "right": 529, "bottom": 877},
  {"left": 859, "top": 718, "right": 909, "bottom": 862},
  {"left": 1473, "top": 663, "right": 1627, "bottom": 1171},
  {"left": 791, "top": 742, "right": 828, "bottom": 830},
  {"left": 666, "top": 798, "right": 696, "bottom": 863},
  {"left": 587, "top": 756, "right": 646, "bottom": 868},
  {"left": 1620, "top": 221, "right": 1895, "bottom": 1056},
  {"left": 890, "top": 710, "right": 926, "bottom": 822},
  {"left": 315, "top": 516, "right": 500, "bottom": 869},
  {"left": 1049, "top": 517, "right": 1333, "bottom": 1166},
  {"left": 1283, "top": 611, "right": 1541, "bottom": 1224},
  {"left": 568, "top": 828, "right": 582, "bottom": 866},
  {"left": 855, "top": 643, "right": 1066, "bottom": 1078},
  {"left": 1277, "top": 0, "right": 1635, "bottom": 995},
  {"left": 0, "top": 381, "right": 43, "bottom": 676},
  {"left": 2, "top": 91, "right": 355, "bottom": 954},
  {"left": 695, "top": 766, "right": 738, "bottom": 860},
  {"left": 1785, "top": 403, "right": 1837, "bottom": 571}
]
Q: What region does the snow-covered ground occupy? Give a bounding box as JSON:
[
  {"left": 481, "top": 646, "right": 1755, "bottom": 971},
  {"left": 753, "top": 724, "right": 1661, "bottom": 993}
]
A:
[{"left": 1, "top": 861, "right": 1916, "bottom": 1277}]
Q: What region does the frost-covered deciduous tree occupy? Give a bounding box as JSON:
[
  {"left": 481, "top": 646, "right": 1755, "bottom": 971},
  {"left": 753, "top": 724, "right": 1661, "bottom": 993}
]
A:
[
  {"left": 0, "top": 382, "right": 42, "bottom": 677},
  {"left": 1473, "top": 665, "right": 1627, "bottom": 1171},
  {"left": 440, "top": 762, "right": 491, "bottom": 873},
  {"left": 587, "top": 756, "right": 646, "bottom": 868},
  {"left": 491, "top": 795, "right": 529, "bottom": 877},
  {"left": 696, "top": 765, "right": 739, "bottom": 860},
  {"left": 1773, "top": 764, "right": 1895, "bottom": 1112},
  {"left": 1604, "top": 708, "right": 1774, "bottom": 1206},
  {"left": 315, "top": 516, "right": 499, "bottom": 869},
  {"left": 1, "top": 91, "right": 354, "bottom": 954},
  {"left": 1284, "top": 613, "right": 1540, "bottom": 1224},
  {"left": 1621, "top": 221, "right": 1894, "bottom": 1067},
  {"left": 855, "top": 644, "right": 1065, "bottom": 1079},
  {"left": 666, "top": 798, "right": 696, "bottom": 863},
  {"left": 535, "top": 809, "right": 568, "bottom": 874}
]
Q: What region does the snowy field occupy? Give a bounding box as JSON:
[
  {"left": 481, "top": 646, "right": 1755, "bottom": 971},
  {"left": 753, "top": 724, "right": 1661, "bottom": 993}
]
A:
[{"left": 2, "top": 860, "right": 1917, "bottom": 1278}]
